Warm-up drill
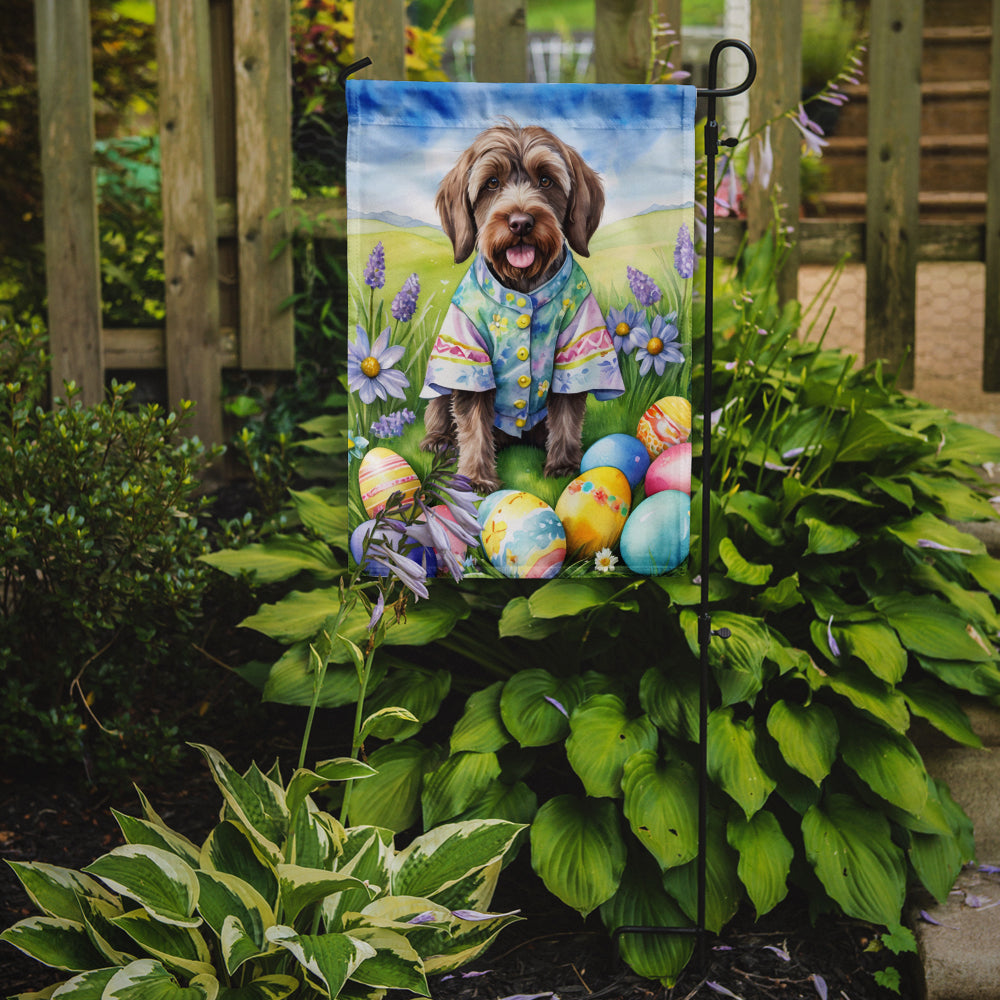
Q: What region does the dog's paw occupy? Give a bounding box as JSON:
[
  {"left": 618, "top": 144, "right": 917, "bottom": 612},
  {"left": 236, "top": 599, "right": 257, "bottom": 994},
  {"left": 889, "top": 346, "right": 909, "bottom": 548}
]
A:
[
  {"left": 420, "top": 433, "right": 454, "bottom": 454},
  {"left": 468, "top": 474, "right": 501, "bottom": 496},
  {"left": 543, "top": 460, "right": 580, "bottom": 479}
]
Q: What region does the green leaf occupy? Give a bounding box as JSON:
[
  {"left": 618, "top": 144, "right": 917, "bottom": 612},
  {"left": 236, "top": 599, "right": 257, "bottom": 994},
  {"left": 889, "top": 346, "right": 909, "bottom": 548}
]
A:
[
  {"left": 530, "top": 795, "right": 626, "bottom": 917},
  {"left": 195, "top": 871, "right": 273, "bottom": 974},
  {"left": 885, "top": 512, "right": 985, "bottom": 557},
  {"left": 718, "top": 537, "right": 772, "bottom": 585},
  {"left": 639, "top": 664, "right": 699, "bottom": 742},
  {"left": 765, "top": 700, "right": 838, "bottom": 786},
  {"left": 935, "top": 421, "right": 1000, "bottom": 465},
  {"left": 838, "top": 718, "right": 929, "bottom": 817},
  {"left": 0, "top": 916, "right": 107, "bottom": 972},
  {"left": 285, "top": 759, "right": 376, "bottom": 822},
  {"left": 363, "top": 667, "right": 451, "bottom": 740},
  {"left": 727, "top": 811, "right": 793, "bottom": 918},
  {"left": 110, "top": 909, "right": 214, "bottom": 978},
  {"left": 724, "top": 490, "right": 785, "bottom": 545},
  {"left": 707, "top": 707, "right": 776, "bottom": 819},
  {"left": 199, "top": 822, "right": 278, "bottom": 910},
  {"left": 566, "top": 695, "right": 658, "bottom": 798},
  {"left": 83, "top": 846, "right": 200, "bottom": 928},
  {"left": 526, "top": 578, "right": 619, "bottom": 617},
  {"left": 499, "top": 670, "right": 584, "bottom": 747},
  {"left": 834, "top": 410, "right": 928, "bottom": 463},
  {"left": 393, "top": 820, "right": 525, "bottom": 901},
  {"left": 874, "top": 594, "right": 995, "bottom": 662},
  {"left": 288, "top": 488, "right": 349, "bottom": 545},
  {"left": 966, "top": 553, "right": 1000, "bottom": 597},
  {"left": 276, "top": 865, "right": 373, "bottom": 925},
  {"left": 261, "top": 643, "right": 385, "bottom": 709},
  {"left": 803, "top": 517, "right": 859, "bottom": 556},
  {"left": 32, "top": 967, "right": 117, "bottom": 998},
  {"left": 216, "top": 975, "right": 299, "bottom": 1000},
  {"left": 909, "top": 825, "right": 965, "bottom": 905},
  {"left": 680, "top": 610, "right": 770, "bottom": 706},
  {"left": 4, "top": 862, "right": 118, "bottom": 923},
  {"left": 916, "top": 655, "right": 1000, "bottom": 697},
  {"left": 450, "top": 682, "right": 511, "bottom": 754},
  {"left": 421, "top": 751, "right": 502, "bottom": 828},
  {"left": 112, "top": 812, "right": 201, "bottom": 868},
  {"left": 452, "top": 779, "right": 538, "bottom": 827},
  {"left": 347, "top": 740, "right": 441, "bottom": 832},
  {"left": 599, "top": 852, "right": 694, "bottom": 987},
  {"left": 901, "top": 680, "right": 982, "bottom": 748},
  {"left": 497, "top": 597, "right": 566, "bottom": 639},
  {"left": 802, "top": 793, "right": 906, "bottom": 926},
  {"left": 755, "top": 573, "right": 805, "bottom": 614},
  {"left": 906, "top": 472, "right": 999, "bottom": 521},
  {"left": 621, "top": 751, "right": 699, "bottom": 871},
  {"left": 834, "top": 621, "right": 907, "bottom": 684},
  {"left": 200, "top": 535, "right": 341, "bottom": 583},
  {"left": 810, "top": 662, "right": 910, "bottom": 732},
  {"left": 346, "top": 926, "right": 429, "bottom": 994},
  {"left": 360, "top": 706, "right": 421, "bottom": 742},
  {"left": 103, "top": 959, "right": 218, "bottom": 999},
  {"left": 865, "top": 474, "right": 914, "bottom": 509},
  {"left": 265, "top": 926, "right": 374, "bottom": 997}
]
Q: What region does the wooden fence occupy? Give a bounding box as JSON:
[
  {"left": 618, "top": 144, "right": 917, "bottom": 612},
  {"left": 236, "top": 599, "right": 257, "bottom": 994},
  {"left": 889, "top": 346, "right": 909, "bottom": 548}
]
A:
[{"left": 34, "top": 0, "right": 1000, "bottom": 445}]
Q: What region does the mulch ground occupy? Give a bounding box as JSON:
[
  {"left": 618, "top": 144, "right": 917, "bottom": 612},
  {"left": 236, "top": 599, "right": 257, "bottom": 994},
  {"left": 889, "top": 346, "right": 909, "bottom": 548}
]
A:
[{"left": 1, "top": 741, "right": 914, "bottom": 1000}]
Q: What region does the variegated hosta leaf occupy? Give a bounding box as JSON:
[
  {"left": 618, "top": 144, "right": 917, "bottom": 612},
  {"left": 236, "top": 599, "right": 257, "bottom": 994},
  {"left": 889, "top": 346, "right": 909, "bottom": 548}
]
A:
[
  {"left": 421, "top": 751, "right": 502, "bottom": 829},
  {"left": 599, "top": 853, "right": 694, "bottom": 987},
  {"left": 195, "top": 871, "right": 274, "bottom": 973},
  {"left": 110, "top": 908, "right": 214, "bottom": 979},
  {"left": 529, "top": 795, "right": 626, "bottom": 917},
  {"left": 621, "top": 751, "right": 699, "bottom": 871},
  {"left": 391, "top": 820, "right": 524, "bottom": 901},
  {"left": 78, "top": 894, "right": 136, "bottom": 966},
  {"left": 344, "top": 926, "right": 429, "bottom": 995},
  {"left": 706, "top": 707, "right": 776, "bottom": 819},
  {"left": 420, "top": 907, "right": 522, "bottom": 975},
  {"left": 102, "top": 958, "right": 218, "bottom": 999},
  {"left": 499, "top": 670, "right": 585, "bottom": 747},
  {"left": 112, "top": 810, "right": 201, "bottom": 868},
  {"left": 802, "top": 793, "right": 906, "bottom": 926},
  {"left": 190, "top": 746, "right": 288, "bottom": 863},
  {"left": 45, "top": 966, "right": 118, "bottom": 997},
  {"left": 276, "top": 865, "right": 375, "bottom": 925},
  {"left": 0, "top": 916, "right": 107, "bottom": 971},
  {"left": 450, "top": 681, "right": 511, "bottom": 754},
  {"left": 765, "top": 700, "right": 838, "bottom": 786},
  {"left": 4, "top": 862, "right": 118, "bottom": 922},
  {"left": 83, "top": 846, "right": 200, "bottom": 928},
  {"left": 265, "top": 926, "right": 375, "bottom": 998},
  {"left": 838, "top": 718, "right": 929, "bottom": 817},
  {"left": 288, "top": 802, "right": 344, "bottom": 871},
  {"left": 214, "top": 974, "right": 300, "bottom": 999},
  {"left": 425, "top": 859, "right": 501, "bottom": 915},
  {"left": 661, "top": 810, "right": 742, "bottom": 934},
  {"left": 200, "top": 822, "right": 278, "bottom": 910},
  {"left": 566, "top": 695, "right": 658, "bottom": 799},
  {"left": 323, "top": 829, "right": 393, "bottom": 931},
  {"left": 727, "top": 810, "right": 793, "bottom": 918},
  {"left": 285, "top": 760, "right": 375, "bottom": 824}
]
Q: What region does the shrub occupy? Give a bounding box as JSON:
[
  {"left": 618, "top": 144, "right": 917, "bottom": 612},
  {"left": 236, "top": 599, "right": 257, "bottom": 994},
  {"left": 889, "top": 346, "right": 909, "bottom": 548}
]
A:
[
  {"left": 0, "top": 317, "right": 220, "bottom": 784},
  {"left": 204, "top": 232, "right": 1000, "bottom": 985}
]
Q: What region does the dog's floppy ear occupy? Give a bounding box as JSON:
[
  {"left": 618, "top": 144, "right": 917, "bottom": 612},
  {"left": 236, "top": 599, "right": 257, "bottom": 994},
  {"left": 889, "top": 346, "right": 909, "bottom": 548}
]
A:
[
  {"left": 562, "top": 146, "right": 605, "bottom": 257},
  {"left": 435, "top": 149, "right": 478, "bottom": 263}
]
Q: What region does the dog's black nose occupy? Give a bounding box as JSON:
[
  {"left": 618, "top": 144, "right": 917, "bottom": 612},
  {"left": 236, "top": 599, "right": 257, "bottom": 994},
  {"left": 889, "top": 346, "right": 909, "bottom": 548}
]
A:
[{"left": 508, "top": 212, "right": 534, "bottom": 237}]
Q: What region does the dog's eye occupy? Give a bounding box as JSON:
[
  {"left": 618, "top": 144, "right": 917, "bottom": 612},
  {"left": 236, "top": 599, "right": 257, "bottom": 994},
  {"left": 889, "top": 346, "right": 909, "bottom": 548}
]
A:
[
  {"left": 486, "top": 177, "right": 500, "bottom": 190},
  {"left": 539, "top": 175, "right": 553, "bottom": 188}
]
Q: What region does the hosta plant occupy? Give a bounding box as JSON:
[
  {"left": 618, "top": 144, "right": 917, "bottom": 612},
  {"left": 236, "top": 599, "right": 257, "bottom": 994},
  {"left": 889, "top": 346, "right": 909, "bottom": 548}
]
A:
[{"left": 1, "top": 744, "right": 523, "bottom": 999}]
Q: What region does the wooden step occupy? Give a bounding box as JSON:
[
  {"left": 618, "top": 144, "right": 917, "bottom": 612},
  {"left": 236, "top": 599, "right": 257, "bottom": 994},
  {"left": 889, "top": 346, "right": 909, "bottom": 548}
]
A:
[
  {"left": 921, "top": 0, "right": 992, "bottom": 28},
  {"left": 813, "top": 190, "right": 987, "bottom": 222},
  {"left": 922, "top": 25, "right": 993, "bottom": 83}
]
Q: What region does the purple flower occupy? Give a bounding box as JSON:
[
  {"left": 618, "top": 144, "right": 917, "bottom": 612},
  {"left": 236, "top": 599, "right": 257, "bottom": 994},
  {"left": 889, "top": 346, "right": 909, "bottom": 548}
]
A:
[
  {"left": 407, "top": 911, "right": 438, "bottom": 925},
  {"left": 826, "top": 615, "right": 841, "bottom": 658},
  {"left": 811, "top": 974, "right": 828, "bottom": 1000},
  {"left": 364, "top": 241, "right": 385, "bottom": 289},
  {"left": 391, "top": 272, "right": 420, "bottom": 321},
  {"left": 371, "top": 408, "right": 416, "bottom": 440},
  {"left": 347, "top": 325, "right": 409, "bottom": 404},
  {"left": 747, "top": 125, "right": 774, "bottom": 191},
  {"left": 626, "top": 265, "right": 662, "bottom": 307},
  {"left": 635, "top": 314, "right": 683, "bottom": 377},
  {"left": 673, "top": 223, "right": 695, "bottom": 279},
  {"left": 605, "top": 303, "right": 648, "bottom": 353},
  {"left": 544, "top": 695, "right": 569, "bottom": 717},
  {"left": 791, "top": 104, "right": 829, "bottom": 157}
]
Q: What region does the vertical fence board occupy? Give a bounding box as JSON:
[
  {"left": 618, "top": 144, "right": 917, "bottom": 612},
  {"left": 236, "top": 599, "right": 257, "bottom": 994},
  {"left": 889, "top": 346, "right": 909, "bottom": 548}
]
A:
[
  {"left": 233, "top": 0, "right": 294, "bottom": 369},
  {"left": 474, "top": 0, "right": 526, "bottom": 83},
  {"left": 983, "top": 0, "right": 1000, "bottom": 390},
  {"left": 864, "top": 0, "right": 923, "bottom": 389},
  {"left": 157, "top": 0, "right": 223, "bottom": 444},
  {"left": 746, "top": 0, "right": 801, "bottom": 303},
  {"left": 594, "top": 0, "right": 653, "bottom": 83},
  {"left": 355, "top": 0, "right": 406, "bottom": 80},
  {"left": 656, "top": 0, "right": 683, "bottom": 77},
  {"left": 34, "top": 0, "right": 103, "bottom": 404}
]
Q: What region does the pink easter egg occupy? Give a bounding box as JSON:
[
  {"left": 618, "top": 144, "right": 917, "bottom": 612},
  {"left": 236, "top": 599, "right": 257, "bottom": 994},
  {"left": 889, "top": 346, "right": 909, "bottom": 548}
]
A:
[{"left": 645, "top": 443, "right": 692, "bottom": 496}]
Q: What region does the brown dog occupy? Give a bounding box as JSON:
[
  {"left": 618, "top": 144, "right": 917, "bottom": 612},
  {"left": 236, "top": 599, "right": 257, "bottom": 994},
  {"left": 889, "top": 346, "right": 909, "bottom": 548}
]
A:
[{"left": 419, "top": 120, "right": 624, "bottom": 494}]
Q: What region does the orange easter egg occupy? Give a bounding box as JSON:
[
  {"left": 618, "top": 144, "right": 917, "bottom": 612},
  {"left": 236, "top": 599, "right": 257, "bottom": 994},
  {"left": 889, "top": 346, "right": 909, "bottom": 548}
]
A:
[{"left": 636, "top": 396, "right": 691, "bottom": 458}]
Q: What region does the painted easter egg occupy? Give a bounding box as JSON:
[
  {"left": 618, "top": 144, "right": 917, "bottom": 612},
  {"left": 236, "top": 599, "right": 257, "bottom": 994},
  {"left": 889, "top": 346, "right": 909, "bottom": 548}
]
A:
[
  {"left": 620, "top": 489, "right": 691, "bottom": 575},
  {"left": 555, "top": 467, "right": 631, "bottom": 560},
  {"left": 636, "top": 396, "right": 692, "bottom": 459},
  {"left": 349, "top": 519, "right": 437, "bottom": 577},
  {"left": 477, "top": 489, "right": 519, "bottom": 529},
  {"left": 358, "top": 447, "right": 420, "bottom": 517},
  {"left": 480, "top": 490, "right": 566, "bottom": 579},
  {"left": 580, "top": 434, "right": 651, "bottom": 490},
  {"left": 645, "top": 442, "right": 692, "bottom": 496}
]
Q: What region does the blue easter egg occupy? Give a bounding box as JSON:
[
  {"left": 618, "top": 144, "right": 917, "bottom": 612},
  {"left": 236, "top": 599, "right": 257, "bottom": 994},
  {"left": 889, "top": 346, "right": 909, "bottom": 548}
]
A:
[
  {"left": 620, "top": 490, "right": 691, "bottom": 575},
  {"left": 581, "top": 434, "right": 651, "bottom": 490},
  {"left": 477, "top": 489, "right": 519, "bottom": 529},
  {"left": 350, "top": 519, "right": 437, "bottom": 577}
]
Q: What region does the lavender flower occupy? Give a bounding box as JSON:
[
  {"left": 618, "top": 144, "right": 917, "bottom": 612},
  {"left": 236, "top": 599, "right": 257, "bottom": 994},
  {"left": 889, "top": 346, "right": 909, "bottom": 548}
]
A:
[
  {"left": 605, "top": 303, "right": 648, "bottom": 353},
  {"left": 626, "top": 265, "right": 662, "bottom": 307},
  {"left": 391, "top": 272, "right": 420, "bottom": 321},
  {"left": 544, "top": 695, "right": 569, "bottom": 717},
  {"left": 635, "top": 313, "right": 684, "bottom": 377},
  {"left": 747, "top": 124, "right": 774, "bottom": 191},
  {"left": 347, "top": 325, "right": 409, "bottom": 404},
  {"left": 363, "top": 241, "right": 385, "bottom": 289},
  {"left": 827, "top": 615, "right": 841, "bottom": 658},
  {"left": 370, "top": 408, "right": 416, "bottom": 440},
  {"left": 790, "top": 104, "right": 829, "bottom": 157},
  {"left": 673, "top": 223, "right": 695, "bottom": 279}
]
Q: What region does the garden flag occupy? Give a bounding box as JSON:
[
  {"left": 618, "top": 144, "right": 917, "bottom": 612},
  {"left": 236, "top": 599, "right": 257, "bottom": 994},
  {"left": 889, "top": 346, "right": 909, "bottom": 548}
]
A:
[{"left": 346, "top": 80, "right": 696, "bottom": 580}]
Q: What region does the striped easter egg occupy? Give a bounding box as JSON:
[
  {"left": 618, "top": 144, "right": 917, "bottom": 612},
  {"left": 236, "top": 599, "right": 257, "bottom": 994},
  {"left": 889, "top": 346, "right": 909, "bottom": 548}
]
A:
[
  {"left": 358, "top": 446, "right": 420, "bottom": 516},
  {"left": 636, "top": 396, "right": 692, "bottom": 459}
]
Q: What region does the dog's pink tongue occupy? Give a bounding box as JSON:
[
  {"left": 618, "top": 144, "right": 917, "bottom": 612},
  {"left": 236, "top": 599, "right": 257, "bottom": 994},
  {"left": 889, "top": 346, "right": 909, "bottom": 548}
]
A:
[{"left": 506, "top": 245, "right": 536, "bottom": 269}]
